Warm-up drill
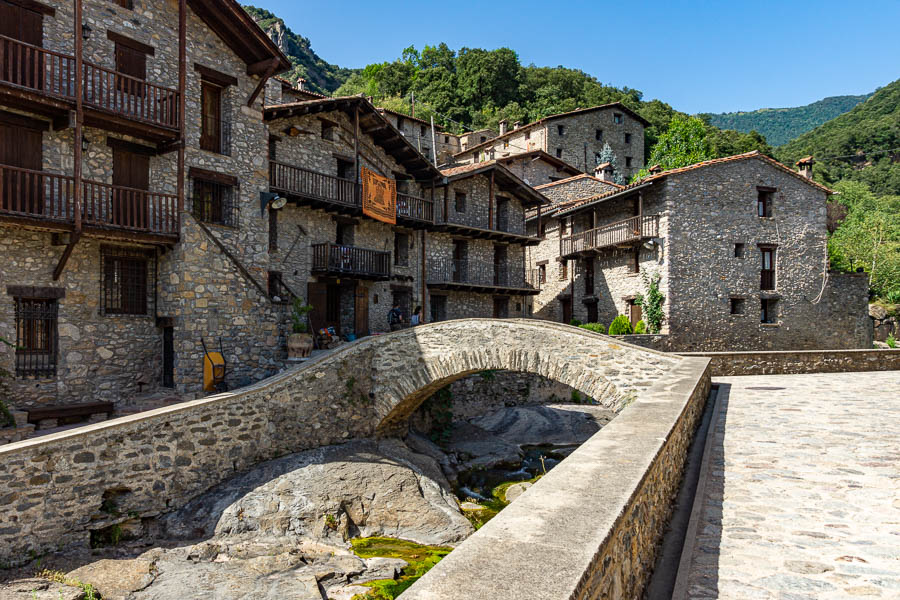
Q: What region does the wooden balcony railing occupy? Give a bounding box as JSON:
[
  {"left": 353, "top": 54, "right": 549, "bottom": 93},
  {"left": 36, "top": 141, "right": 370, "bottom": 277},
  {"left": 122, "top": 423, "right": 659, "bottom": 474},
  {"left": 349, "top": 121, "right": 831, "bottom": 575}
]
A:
[
  {"left": 761, "top": 269, "right": 775, "bottom": 291},
  {"left": 0, "top": 35, "right": 180, "bottom": 130},
  {"left": 427, "top": 257, "right": 531, "bottom": 290},
  {"left": 0, "top": 164, "right": 178, "bottom": 237},
  {"left": 526, "top": 268, "right": 543, "bottom": 290},
  {"left": 397, "top": 192, "right": 433, "bottom": 223},
  {"left": 270, "top": 162, "right": 360, "bottom": 209},
  {"left": 311, "top": 242, "right": 390, "bottom": 279},
  {"left": 560, "top": 214, "right": 659, "bottom": 257}
]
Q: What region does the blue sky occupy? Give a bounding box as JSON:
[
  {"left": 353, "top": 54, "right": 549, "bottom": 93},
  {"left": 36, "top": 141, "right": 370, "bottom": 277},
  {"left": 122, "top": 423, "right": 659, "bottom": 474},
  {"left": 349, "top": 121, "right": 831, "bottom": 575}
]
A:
[{"left": 251, "top": 0, "right": 900, "bottom": 114}]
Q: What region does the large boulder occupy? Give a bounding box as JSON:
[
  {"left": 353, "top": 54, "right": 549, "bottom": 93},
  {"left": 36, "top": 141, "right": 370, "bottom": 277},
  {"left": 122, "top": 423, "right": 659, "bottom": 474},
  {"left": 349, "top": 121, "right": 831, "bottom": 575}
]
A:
[
  {"left": 66, "top": 559, "right": 155, "bottom": 600},
  {"left": 162, "top": 439, "right": 472, "bottom": 547},
  {"left": 470, "top": 404, "right": 615, "bottom": 447},
  {"left": 0, "top": 579, "right": 86, "bottom": 600}
]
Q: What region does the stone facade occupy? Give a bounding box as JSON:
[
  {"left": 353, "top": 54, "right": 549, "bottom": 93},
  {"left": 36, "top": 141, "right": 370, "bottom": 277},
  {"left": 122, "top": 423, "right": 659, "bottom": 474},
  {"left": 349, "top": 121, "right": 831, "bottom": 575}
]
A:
[
  {"left": 454, "top": 104, "right": 647, "bottom": 179},
  {"left": 682, "top": 348, "right": 900, "bottom": 376},
  {"left": 0, "top": 319, "right": 685, "bottom": 563},
  {"left": 496, "top": 152, "right": 582, "bottom": 187},
  {"left": 526, "top": 153, "right": 873, "bottom": 350},
  {"left": 533, "top": 174, "right": 620, "bottom": 204},
  {"left": 377, "top": 108, "right": 460, "bottom": 165}
]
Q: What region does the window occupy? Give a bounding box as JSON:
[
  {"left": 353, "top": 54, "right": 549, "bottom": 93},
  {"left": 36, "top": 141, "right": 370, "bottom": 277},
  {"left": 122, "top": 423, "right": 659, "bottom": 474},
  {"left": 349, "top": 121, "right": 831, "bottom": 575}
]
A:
[
  {"left": 625, "top": 156, "right": 633, "bottom": 168},
  {"left": 760, "top": 247, "right": 776, "bottom": 290},
  {"left": 761, "top": 298, "right": 778, "bottom": 324},
  {"left": 394, "top": 231, "right": 410, "bottom": 266},
  {"left": 336, "top": 158, "right": 355, "bottom": 180},
  {"left": 114, "top": 43, "right": 146, "bottom": 94},
  {"left": 595, "top": 129, "right": 603, "bottom": 141},
  {"left": 538, "top": 264, "right": 547, "bottom": 284},
  {"left": 422, "top": 146, "right": 430, "bottom": 157},
  {"left": 420, "top": 125, "right": 426, "bottom": 136},
  {"left": 200, "top": 82, "right": 228, "bottom": 154},
  {"left": 268, "top": 209, "right": 278, "bottom": 252},
  {"left": 584, "top": 260, "right": 594, "bottom": 295},
  {"left": 268, "top": 271, "right": 290, "bottom": 303},
  {"left": 524, "top": 131, "right": 530, "bottom": 140},
  {"left": 321, "top": 119, "right": 338, "bottom": 142},
  {"left": 392, "top": 290, "right": 411, "bottom": 321},
  {"left": 112, "top": 0, "right": 133, "bottom": 8},
  {"left": 556, "top": 148, "right": 563, "bottom": 158},
  {"left": 557, "top": 125, "right": 565, "bottom": 136},
  {"left": 14, "top": 297, "right": 58, "bottom": 377},
  {"left": 444, "top": 135, "right": 449, "bottom": 143},
  {"left": 396, "top": 116, "right": 404, "bottom": 131},
  {"left": 630, "top": 248, "right": 641, "bottom": 273},
  {"left": 495, "top": 196, "right": 509, "bottom": 232},
  {"left": 268, "top": 136, "right": 278, "bottom": 161},
  {"left": 734, "top": 243, "right": 745, "bottom": 258},
  {"left": 559, "top": 260, "right": 568, "bottom": 281},
  {"left": 336, "top": 222, "right": 354, "bottom": 245},
  {"left": 101, "top": 247, "right": 150, "bottom": 315},
  {"left": 730, "top": 298, "right": 745, "bottom": 315},
  {"left": 430, "top": 295, "right": 447, "bottom": 322},
  {"left": 614, "top": 113, "right": 623, "bottom": 124},
  {"left": 480, "top": 136, "right": 486, "bottom": 143},
  {"left": 454, "top": 191, "right": 466, "bottom": 213},
  {"left": 193, "top": 178, "right": 237, "bottom": 227},
  {"left": 757, "top": 187, "right": 774, "bottom": 217},
  {"left": 540, "top": 220, "right": 548, "bottom": 238},
  {"left": 625, "top": 133, "right": 632, "bottom": 144}
]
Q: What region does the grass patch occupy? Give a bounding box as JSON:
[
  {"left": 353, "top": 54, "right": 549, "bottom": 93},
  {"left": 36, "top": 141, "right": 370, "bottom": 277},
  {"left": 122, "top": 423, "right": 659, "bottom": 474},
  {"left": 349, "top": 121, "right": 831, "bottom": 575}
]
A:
[
  {"left": 36, "top": 569, "right": 98, "bottom": 600},
  {"left": 459, "top": 476, "right": 542, "bottom": 530},
  {"left": 350, "top": 537, "right": 452, "bottom": 600}
]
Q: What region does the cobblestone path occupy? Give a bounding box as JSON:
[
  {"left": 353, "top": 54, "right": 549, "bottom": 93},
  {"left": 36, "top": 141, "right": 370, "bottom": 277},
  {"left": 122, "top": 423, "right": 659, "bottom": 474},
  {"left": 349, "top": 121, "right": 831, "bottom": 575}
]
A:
[{"left": 680, "top": 371, "right": 900, "bottom": 599}]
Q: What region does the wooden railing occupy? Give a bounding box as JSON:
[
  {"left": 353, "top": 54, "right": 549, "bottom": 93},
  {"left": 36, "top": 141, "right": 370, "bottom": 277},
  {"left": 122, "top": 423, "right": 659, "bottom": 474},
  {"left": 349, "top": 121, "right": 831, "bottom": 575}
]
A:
[
  {"left": 270, "top": 162, "right": 360, "bottom": 208},
  {"left": 311, "top": 243, "right": 390, "bottom": 278},
  {"left": 397, "top": 192, "right": 433, "bottom": 223},
  {"left": 428, "top": 257, "right": 530, "bottom": 289},
  {"left": 560, "top": 214, "right": 659, "bottom": 256},
  {"left": 0, "top": 164, "right": 178, "bottom": 237},
  {"left": 0, "top": 35, "right": 180, "bottom": 130}
]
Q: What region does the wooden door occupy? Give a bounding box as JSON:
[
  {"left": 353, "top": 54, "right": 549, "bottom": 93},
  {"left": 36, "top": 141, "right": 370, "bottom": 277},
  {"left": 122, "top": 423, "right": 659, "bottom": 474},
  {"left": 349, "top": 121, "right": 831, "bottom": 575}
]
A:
[
  {"left": 492, "top": 297, "right": 508, "bottom": 319},
  {"left": 561, "top": 298, "right": 572, "bottom": 324},
  {"left": 307, "top": 282, "right": 328, "bottom": 335},
  {"left": 112, "top": 147, "right": 149, "bottom": 228},
  {"left": 0, "top": 1, "right": 43, "bottom": 90},
  {"left": 0, "top": 122, "right": 43, "bottom": 214},
  {"left": 354, "top": 285, "right": 369, "bottom": 337},
  {"left": 200, "top": 82, "right": 222, "bottom": 152},
  {"left": 629, "top": 302, "right": 642, "bottom": 328},
  {"left": 115, "top": 43, "right": 146, "bottom": 96}
]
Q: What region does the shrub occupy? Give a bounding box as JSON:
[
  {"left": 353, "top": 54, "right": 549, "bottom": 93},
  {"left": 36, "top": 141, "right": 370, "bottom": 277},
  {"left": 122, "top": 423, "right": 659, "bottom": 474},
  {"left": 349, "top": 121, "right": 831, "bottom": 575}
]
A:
[
  {"left": 290, "top": 298, "right": 314, "bottom": 333},
  {"left": 608, "top": 315, "right": 633, "bottom": 335},
  {"left": 569, "top": 318, "right": 582, "bottom": 326},
  {"left": 635, "top": 272, "right": 665, "bottom": 334},
  {"left": 633, "top": 320, "right": 647, "bottom": 334},
  {"left": 578, "top": 322, "right": 606, "bottom": 334},
  {"left": 887, "top": 334, "right": 897, "bottom": 349}
]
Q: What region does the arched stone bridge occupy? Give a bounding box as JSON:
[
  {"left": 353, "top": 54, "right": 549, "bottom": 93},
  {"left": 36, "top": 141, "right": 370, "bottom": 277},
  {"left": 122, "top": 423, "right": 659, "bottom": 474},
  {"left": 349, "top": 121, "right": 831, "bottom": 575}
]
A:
[{"left": 0, "top": 318, "right": 689, "bottom": 563}]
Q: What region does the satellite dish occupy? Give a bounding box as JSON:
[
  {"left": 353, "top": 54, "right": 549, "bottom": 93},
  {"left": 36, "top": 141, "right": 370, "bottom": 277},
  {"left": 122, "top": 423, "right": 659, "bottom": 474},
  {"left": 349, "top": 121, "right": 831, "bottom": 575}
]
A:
[
  {"left": 271, "top": 196, "right": 287, "bottom": 210},
  {"left": 643, "top": 240, "right": 655, "bottom": 249}
]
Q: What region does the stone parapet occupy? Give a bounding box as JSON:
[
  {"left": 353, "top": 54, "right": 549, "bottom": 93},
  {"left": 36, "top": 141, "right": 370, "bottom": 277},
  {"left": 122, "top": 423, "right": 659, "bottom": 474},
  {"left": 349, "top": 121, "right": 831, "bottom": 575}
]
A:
[{"left": 681, "top": 348, "right": 900, "bottom": 376}]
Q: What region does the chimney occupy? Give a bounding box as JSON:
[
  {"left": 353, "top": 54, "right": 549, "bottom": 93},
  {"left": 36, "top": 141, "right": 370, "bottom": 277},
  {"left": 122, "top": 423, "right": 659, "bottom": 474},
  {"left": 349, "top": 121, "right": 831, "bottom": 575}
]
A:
[
  {"left": 648, "top": 164, "right": 662, "bottom": 174},
  {"left": 594, "top": 162, "right": 614, "bottom": 182},
  {"left": 513, "top": 121, "right": 521, "bottom": 130},
  {"left": 499, "top": 119, "right": 508, "bottom": 135},
  {"left": 296, "top": 77, "right": 306, "bottom": 91},
  {"left": 796, "top": 156, "right": 815, "bottom": 179}
]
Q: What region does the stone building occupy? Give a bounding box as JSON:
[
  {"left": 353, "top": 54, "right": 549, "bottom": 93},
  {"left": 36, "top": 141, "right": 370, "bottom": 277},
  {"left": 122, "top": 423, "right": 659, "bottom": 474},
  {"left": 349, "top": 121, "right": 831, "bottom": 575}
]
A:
[
  {"left": 452, "top": 103, "right": 648, "bottom": 179},
  {"left": 375, "top": 107, "right": 460, "bottom": 166},
  {"left": 429, "top": 161, "right": 547, "bottom": 321},
  {"left": 0, "top": 0, "right": 292, "bottom": 410},
  {"left": 495, "top": 150, "right": 582, "bottom": 187},
  {"left": 526, "top": 151, "right": 873, "bottom": 350}
]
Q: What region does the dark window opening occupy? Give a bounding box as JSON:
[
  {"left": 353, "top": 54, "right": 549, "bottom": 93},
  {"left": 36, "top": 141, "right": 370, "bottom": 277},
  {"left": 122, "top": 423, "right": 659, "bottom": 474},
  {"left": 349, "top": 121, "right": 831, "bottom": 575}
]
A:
[
  {"left": 454, "top": 191, "right": 466, "bottom": 213},
  {"left": 200, "top": 82, "right": 229, "bottom": 155},
  {"left": 452, "top": 239, "right": 468, "bottom": 282},
  {"left": 761, "top": 298, "right": 778, "bottom": 324},
  {"left": 595, "top": 129, "right": 603, "bottom": 141},
  {"left": 14, "top": 297, "right": 57, "bottom": 378},
  {"left": 525, "top": 131, "right": 530, "bottom": 140},
  {"left": 394, "top": 231, "right": 410, "bottom": 266},
  {"left": 336, "top": 222, "right": 354, "bottom": 246},
  {"left": 336, "top": 158, "right": 355, "bottom": 180},
  {"left": 584, "top": 260, "right": 594, "bottom": 295},
  {"left": 734, "top": 243, "right": 745, "bottom": 258},
  {"left": 192, "top": 179, "right": 237, "bottom": 227},
  {"left": 396, "top": 116, "right": 404, "bottom": 131},
  {"left": 493, "top": 244, "right": 508, "bottom": 286},
  {"left": 557, "top": 124, "right": 565, "bottom": 136},
  {"left": 480, "top": 136, "right": 486, "bottom": 143},
  {"left": 444, "top": 135, "right": 449, "bottom": 143},
  {"left": 268, "top": 209, "right": 278, "bottom": 252},
  {"left": 112, "top": 0, "right": 134, "bottom": 8},
  {"left": 630, "top": 248, "right": 640, "bottom": 273},
  {"left": 101, "top": 247, "right": 150, "bottom": 315},
  {"left": 493, "top": 297, "right": 509, "bottom": 318},
  {"left": 495, "top": 196, "right": 509, "bottom": 231},
  {"left": 730, "top": 298, "right": 745, "bottom": 315},
  {"left": 625, "top": 156, "right": 633, "bottom": 168},
  {"left": 538, "top": 264, "right": 547, "bottom": 284},
  {"left": 430, "top": 295, "right": 447, "bottom": 322},
  {"left": 268, "top": 136, "right": 277, "bottom": 161},
  {"left": 556, "top": 148, "right": 563, "bottom": 158},
  {"left": 761, "top": 247, "right": 775, "bottom": 290},
  {"left": 614, "top": 113, "right": 623, "bottom": 124},
  {"left": 392, "top": 290, "right": 411, "bottom": 322},
  {"left": 540, "top": 220, "right": 548, "bottom": 238},
  {"left": 321, "top": 119, "right": 338, "bottom": 141},
  {"left": 422, "top": 146, "right": 430, "bottom": 157},
  {"left": 625, "top": 133, "right": 632, "bottom": 144},
  {"left": 559, "top": 260, "right": 568, "bottom": 281},
  {"left": 268, "top": 271, "right": 291, "bottom": 303},
  {"left": 758, "top": 188, "right": 774, "bottom": 217}
]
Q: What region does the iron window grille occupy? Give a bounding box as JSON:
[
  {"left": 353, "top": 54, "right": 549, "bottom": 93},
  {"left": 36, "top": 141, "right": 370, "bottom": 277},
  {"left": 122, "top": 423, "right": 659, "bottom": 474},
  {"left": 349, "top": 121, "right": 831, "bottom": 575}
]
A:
[
  {"left": 200, "top": 116, "right": 232, "bottom": 156},
  {"left": 101, "top": 245, "right": 154, "bottom": 315},
  {"left": 192, "top": 179, "right": 238, "bottom": 228},
  {"left": 14, "top": 298, "right": 58, "bottom": 378}
]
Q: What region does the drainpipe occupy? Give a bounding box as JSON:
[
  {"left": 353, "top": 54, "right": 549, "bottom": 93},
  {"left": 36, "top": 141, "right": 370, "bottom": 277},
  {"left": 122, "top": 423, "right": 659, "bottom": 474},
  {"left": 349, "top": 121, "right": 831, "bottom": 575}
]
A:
[
  {"left": 421, "top": 229, "right": 427, "bottom": 323},
  {"left": 177, "top": 0, "right": 185, "bottom": 217}
]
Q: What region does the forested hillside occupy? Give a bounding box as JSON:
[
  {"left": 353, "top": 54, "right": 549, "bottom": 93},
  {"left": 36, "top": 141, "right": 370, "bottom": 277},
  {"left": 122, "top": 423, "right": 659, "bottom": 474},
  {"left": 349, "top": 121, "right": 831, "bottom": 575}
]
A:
[
  {"left": 777, "top": 79, "right": 900, "bottom": 196},
  {"left": 243, "top": 6, "right": 356, "bottom": 94},
  {"left": 703, "top": 94, "right": 871, "bottom": 146}
]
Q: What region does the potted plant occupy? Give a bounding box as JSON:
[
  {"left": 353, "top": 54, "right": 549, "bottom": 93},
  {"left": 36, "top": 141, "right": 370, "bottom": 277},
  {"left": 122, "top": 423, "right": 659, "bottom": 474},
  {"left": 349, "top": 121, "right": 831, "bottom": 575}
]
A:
[{"left": 288, "top": 298, "right": 315, "bottom": 360}]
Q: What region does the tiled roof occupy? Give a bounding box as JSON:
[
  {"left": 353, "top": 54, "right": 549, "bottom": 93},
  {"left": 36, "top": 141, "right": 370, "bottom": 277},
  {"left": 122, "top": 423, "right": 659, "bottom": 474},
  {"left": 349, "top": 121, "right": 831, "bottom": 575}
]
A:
[
  {"left": 376, "top": 107, "right": 441, "bottom": 128},
  {"left": 551, "top": 151, "right": 834, "bottom": 218},
  {"left": 533, "top": 173, "right": 623, "bottom": 191},
  {"left": 452, "top": 102, "right": 650, "bottom": 158},
  {"left": 440, "top": 160, "right": 500, "bottom": 177},
  {"left": 495, "top": 150, "right": 582, "bottom": 177}
]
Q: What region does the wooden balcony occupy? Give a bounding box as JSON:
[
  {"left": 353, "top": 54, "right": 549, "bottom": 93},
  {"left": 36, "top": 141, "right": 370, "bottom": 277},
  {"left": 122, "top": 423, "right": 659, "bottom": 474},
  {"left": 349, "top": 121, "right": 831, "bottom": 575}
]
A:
[
  {"left": 311, "top": 242, "right": 390, "bottom": 280},
  {"left": 0, "top": 164, "right": 179, "bottom": 243},
  {"left": 0, "top": 35, "right": 180, "bottom": 141},
  {"left": 427, "top": 258, "right": 538, "bottom": 295},
  {"left": 269, "top": 161, "right": 435, "bottom": 227},
  {"left": 560, "top": 214, "right": 659, "bottom": 259}
]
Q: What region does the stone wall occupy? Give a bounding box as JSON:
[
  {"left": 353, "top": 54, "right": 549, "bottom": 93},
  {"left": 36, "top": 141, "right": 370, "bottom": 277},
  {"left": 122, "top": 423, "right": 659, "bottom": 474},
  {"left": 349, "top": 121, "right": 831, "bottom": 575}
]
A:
[
  {"left": 544, "top": 109, "right": 645, "bottom": 178},
  {"left": 534, "top": 174, "right": 619, "bottom": 204},
  {"left": 499, "top": 155, "right": 577, "bottom": 187},
  {"left": 0, "top": 319, "right": 685, "bottom": 564},
  {"left": 402, "top": 356, "right": 712, "bottom": 600},
  {"left": 682, "top": 348, "right": 900, "bottom": 376}
]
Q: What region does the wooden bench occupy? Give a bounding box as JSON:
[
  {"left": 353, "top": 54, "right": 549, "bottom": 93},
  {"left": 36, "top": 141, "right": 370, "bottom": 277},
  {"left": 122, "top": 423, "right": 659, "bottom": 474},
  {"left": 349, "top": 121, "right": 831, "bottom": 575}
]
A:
[{"left": 27, "top": 402, "right": 115, "bottom": 428}]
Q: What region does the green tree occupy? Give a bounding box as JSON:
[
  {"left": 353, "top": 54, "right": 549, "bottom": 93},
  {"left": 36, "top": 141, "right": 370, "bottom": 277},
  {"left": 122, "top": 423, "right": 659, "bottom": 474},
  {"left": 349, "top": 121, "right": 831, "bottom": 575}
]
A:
[
  {"left": 597, "top": 143, "right": 624, "bottom": 184},
  {"left": 635, "top": 116, "right": 713, "bottom": 179}
]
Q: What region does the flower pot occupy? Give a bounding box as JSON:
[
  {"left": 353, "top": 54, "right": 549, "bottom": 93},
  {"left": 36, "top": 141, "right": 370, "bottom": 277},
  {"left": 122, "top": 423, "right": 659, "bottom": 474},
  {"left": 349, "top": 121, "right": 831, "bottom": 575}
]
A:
[{"left": 288, "top": 332, "right": 313, "bottom": 359}]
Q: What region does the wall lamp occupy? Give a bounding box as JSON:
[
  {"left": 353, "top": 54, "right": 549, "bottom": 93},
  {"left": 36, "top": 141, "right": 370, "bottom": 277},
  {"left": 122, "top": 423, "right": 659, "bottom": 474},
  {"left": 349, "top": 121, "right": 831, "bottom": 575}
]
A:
[
  {"left": 81, "top": 24, "right": 92, "bottom": 40},
  {"left": 260, "top": 192, "right": 286, "bottom": 217}
]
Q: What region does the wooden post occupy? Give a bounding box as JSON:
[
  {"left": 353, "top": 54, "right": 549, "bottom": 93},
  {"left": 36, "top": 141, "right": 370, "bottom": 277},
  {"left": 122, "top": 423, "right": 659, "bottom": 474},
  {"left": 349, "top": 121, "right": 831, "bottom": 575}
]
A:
[
  {"left": 420, "top": 229, "right": 427, "bottom": 323},
  {"left": 536, "top": 204, "right": 542, "bottom": 238},
  {"left": 442, "top": 185, "right": 448, "bottom": 224},
  {"left": 177, "top": 0, "right": 185, "bottom": 216},
  {"left": 73, "top": 0, "right": 83, "bottom": 234},
  {"left": 354, "top": 105, "right": 360, "bottom": 184},
  {"left": 488, "top": 170, "right": 494, "bottom": 230}
]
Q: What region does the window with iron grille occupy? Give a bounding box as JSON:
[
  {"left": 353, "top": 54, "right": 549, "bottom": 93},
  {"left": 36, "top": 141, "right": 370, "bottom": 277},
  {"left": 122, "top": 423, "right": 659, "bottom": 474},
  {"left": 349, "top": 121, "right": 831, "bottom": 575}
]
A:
[
  {"left": 559, "top": 260, "right": 568, "bottom": 281},
  {"left": 454, "top": 192, "right": 467, "bottom": 213},
  {"left": 192, "top": 179, "right": 238, "bottom": 227},
  {"left": 14, "top": 298, "right": 58, "bottom": 378},
  {"left": 101, "top": 246, "right": 153, "bottom": 315}
]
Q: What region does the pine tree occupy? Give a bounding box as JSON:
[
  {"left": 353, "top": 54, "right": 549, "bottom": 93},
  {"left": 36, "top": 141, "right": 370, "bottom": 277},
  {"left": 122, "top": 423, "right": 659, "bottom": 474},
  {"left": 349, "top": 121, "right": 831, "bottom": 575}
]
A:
[{"left": 597, "top": 143, "right": 625, "bottom": 185}]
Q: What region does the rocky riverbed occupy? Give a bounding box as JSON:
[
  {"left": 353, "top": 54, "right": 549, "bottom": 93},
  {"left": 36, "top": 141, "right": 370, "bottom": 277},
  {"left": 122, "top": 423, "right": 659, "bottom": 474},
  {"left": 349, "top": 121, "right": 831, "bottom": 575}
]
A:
[{"left": 0, "top": 403, "right": 615, "bottom": 600}]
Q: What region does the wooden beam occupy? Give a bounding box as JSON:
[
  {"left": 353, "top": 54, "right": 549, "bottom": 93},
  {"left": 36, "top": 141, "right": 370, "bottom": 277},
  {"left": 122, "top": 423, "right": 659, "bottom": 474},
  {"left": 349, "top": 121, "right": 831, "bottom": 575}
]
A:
[
  {"left": 246, "top": 57, "right": 275, "bottom": 76},
  {"left": 53, "top": 232, "right": 80, "bottom": 281},
  {"left": 247, "top": 58, "right": 279, "bottom": 107},
  {"left": 177, "top": 0, "right": 186, "bottom": 217},
  {"left": 488, "top": 170, "right": 495, "bottom": 230},
  {"left": 354, "top": 105, "right": 360, "bottom": 185},
  {"left": 73, "top": 0, "right": 83, "bottom": 235}
]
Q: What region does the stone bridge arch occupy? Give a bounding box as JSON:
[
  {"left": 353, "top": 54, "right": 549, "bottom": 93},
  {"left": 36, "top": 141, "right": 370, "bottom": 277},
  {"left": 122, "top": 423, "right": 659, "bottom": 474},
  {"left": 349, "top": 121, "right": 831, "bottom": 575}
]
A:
[{"left": 363, "top": 319, "right": 680, "bottom": 433}]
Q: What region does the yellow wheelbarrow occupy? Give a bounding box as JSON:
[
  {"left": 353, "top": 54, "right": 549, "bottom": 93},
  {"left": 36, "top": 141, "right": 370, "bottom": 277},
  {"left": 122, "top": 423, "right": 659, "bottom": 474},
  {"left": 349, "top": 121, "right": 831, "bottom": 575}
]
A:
[{"left": 201, "top": 338, "right": 228, "bottom": 393}]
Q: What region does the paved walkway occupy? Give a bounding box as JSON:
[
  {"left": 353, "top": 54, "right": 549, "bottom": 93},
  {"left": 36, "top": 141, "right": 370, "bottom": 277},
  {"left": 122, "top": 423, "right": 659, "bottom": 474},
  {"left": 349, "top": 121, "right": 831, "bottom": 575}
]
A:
[{"left": 679, "top": 371, "right": 900, "bottom": 599}]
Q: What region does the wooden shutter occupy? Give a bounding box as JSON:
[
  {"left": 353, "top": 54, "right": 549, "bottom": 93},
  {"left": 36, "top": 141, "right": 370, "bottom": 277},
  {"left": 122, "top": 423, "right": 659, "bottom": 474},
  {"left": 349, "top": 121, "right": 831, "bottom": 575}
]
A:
[
  {"left": 307, "top": 282, "right": 328, "bottom": 334},
  {"left": 0, "top": 1, "right": 44, "bottom": 89},
  {"left": 354, "top": 285, "right": 369, "bottom": 337},
  {"left": 0, "top": 122, "right": 43, "bottom": 213},
  {"left": 112, "top": 147, "right": 149, "bottom": 228},
  {"left": 115, "top": 43, "right": 146, "bottom": 96},
  {"left": 200, "top": 82, "right": 222, "bottom": 152}
]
